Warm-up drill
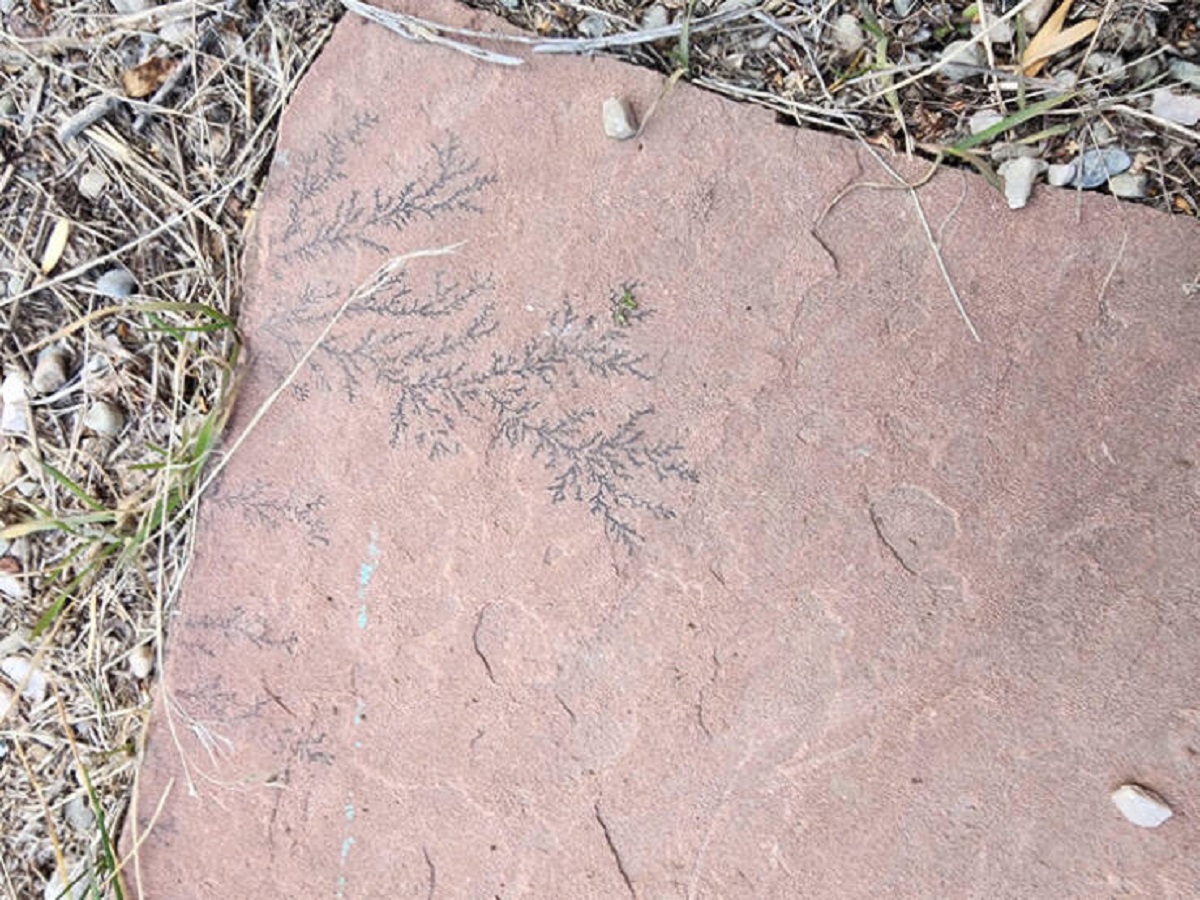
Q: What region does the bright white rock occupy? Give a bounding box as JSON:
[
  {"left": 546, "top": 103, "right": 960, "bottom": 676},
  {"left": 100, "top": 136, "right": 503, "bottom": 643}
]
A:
[{"left": 1111, "top": 784, "right": 1173, "bottom": 828}]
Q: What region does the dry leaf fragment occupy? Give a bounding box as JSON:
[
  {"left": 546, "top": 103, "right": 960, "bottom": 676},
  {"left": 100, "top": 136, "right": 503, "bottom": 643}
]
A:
[
  {"left": 1022, "top": 0, "right": 1099, "bottom": 77},
  {"left": 40, "top": 217, "right": 70, "bottom": 274},
  {"left": 121, "top": 56, "right": 178, "bottom": 99}
]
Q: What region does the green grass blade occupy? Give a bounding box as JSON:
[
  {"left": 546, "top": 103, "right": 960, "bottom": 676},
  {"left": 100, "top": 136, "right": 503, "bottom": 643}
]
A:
[
  {"left": 949, "top": 91, "right": 1078, "bottom": 154},
  {"left": 39, "top": 462, "right": 106, "bottom": 512}
]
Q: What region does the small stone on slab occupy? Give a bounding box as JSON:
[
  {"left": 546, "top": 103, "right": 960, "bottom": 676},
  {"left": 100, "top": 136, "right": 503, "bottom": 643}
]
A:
[
  {"left": 602, "top": 97, "right": 638, "bottom": 140},
  {"left": 1111, "top": 784, "right": 1173, "bottom": 828}
]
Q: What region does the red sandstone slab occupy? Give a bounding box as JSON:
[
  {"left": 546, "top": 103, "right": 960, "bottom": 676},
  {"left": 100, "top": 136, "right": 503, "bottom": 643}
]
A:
[{"left": 128, "top": 2, "right": 1200, "bottom": 896}]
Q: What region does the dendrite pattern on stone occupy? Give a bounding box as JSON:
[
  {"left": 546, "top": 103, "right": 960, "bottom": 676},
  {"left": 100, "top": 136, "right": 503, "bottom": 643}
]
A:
[
  {"left": 211, "top": 477, "right": 331, "bottom": 547},
  {"left": 280, "top": 113, "right": 495, "bottom": 263},
  {"left": 256, "top": 119, "right": 698, "bottom": 549}
]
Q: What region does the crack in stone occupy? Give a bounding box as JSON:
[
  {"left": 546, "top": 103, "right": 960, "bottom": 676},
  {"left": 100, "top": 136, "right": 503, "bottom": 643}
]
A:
[
  {"left": 594, "top": 802, "right": 635, "bottom": 897},
  {"left": 422, "top": 845, "right": 436, "bottom": 900},
  {"left": 472, "top": 606, "right": 496, "bottom": 685}
]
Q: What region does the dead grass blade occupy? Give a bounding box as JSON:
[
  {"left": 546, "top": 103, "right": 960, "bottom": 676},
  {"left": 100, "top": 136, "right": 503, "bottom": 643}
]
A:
[{"left": 1022, "top": 0, "right": 1100, "bottom": 77}]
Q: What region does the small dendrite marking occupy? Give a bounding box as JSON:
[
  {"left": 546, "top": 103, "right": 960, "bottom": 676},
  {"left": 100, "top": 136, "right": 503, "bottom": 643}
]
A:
[
  {"left": 275, "top": 269, "right": 697, "bottom": 550},
  {"left": 280, "top": 114, "right": 495, "bottom": 263},
  {"left": 266, "top": 122, "right": 696, "bottom": 549}
]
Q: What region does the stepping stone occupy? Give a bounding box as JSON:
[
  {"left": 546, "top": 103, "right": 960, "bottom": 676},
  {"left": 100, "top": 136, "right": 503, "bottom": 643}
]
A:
[{"left": 129, "top": 1, "right": 1200, "bottom": 896}]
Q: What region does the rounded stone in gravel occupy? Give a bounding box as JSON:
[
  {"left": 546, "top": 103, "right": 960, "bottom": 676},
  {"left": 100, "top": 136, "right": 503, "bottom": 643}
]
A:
[
  {"left": 1, "top": 656, "right": 47, "bottom": 704},
  {"left": 940, "top": 40, "right": 984, "bottom": 81},
  {"left": 94, "top": 266, "right": 138, "bottom": 299},
  {"left": 831, "top": 13, "right": 865, "bottom": 56},
  {"left": 1150, "top": 88, "right": 1200, "bottom": 127},
  {"left": 968, "top": 110, "right": 1003, "bottom": 135},
  {"left": 130, "top": 642, "right": 154, "bottom": 679},
  {"left": 1108, "top": 172, "right": 1146, "bottom": 199},
  {"left": 83, "top": 400, "right": 125, "bottom": 436},
  {"left": 32, "top": 346, "right": 69, "bottom": 395},
  {"left": 1073, "top": 148, "right": 1131, "bottom": 189},
  {"left": 1046, "top": 162, "right": 1077, "bottom": 187},
  {"left": 641, "top": 4, "right": 668, "bottom": 30},
  {"left": 999, "top": 156, "right": 1047, "bottom": 209},
  {"left": 78, "top": 166, "right": 110, "bottom": 200},
  {"left": 1111, "top": 784, "right": 1173, "bottom": 828}
]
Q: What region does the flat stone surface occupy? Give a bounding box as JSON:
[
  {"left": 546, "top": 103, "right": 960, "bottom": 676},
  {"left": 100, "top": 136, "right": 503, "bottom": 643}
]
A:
[{"left": 129, "top": 2, "right": 1200, "bottom": 896}]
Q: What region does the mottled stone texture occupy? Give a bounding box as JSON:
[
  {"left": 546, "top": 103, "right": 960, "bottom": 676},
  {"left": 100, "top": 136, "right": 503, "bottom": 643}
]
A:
[{"left": 128, "top": 2, "right": 1200, "bottom": 896}]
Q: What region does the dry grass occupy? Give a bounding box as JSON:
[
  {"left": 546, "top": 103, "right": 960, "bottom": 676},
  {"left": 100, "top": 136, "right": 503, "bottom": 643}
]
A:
[
  {"left": 1, "top": 2, "right": 339, "bottom": 896},
  {"left": 0, "top": 0, "right": 1194, "bottom": 898}
]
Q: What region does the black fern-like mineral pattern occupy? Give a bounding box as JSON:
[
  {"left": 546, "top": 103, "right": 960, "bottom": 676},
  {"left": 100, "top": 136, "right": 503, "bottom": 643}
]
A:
[
  {"left": 263, "top": 123, "right": 696, "bottom": 549},
  {"left": 273, "top": 268, "right": 697, "bottom": 549},
  {"left": 211, "top": 477, "right": 331, "bottom": 547},
  {"left": 280, "top": 114, "right": 495, "bottom": 263}
]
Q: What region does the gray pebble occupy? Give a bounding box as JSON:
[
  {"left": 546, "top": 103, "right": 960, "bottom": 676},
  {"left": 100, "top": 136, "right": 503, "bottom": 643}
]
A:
[
  {"left": 1169, "top": 59, "right": 1200, "bottom": 89},
  {"left": 602, "top": 97, "right": 638, "bottom": 141},
  {"left": 78, "top": 167, "right": 110, "bottom": 200},
  {"left": 831, "top": 14, "right": 865, "bottom": 57},
  {"left": 65, "top": 796, "right": 96, "bottom": 832},
  {"left": 1108, "top": 172, "right": 1146, "bottom": 199},
  {"left": 83, "top": 400, "right": 125, "bottom": 436},
  {"left": 968, "top": 110, "right": 1003, "bottom": 135},
  {"left": 1046, "top": 162, "right": 1077, "bottom": 187},
  {"left": 95, "top": 266, "right": 138, "bottom": 299},
  {"left": 578, "top": 14, "right": 607, "bottom": 39},
  {"left": 1073, "top": 148, "right": 1131, "bottom": 189},
  {"left": 641, "top": 4, "right": 669, "bottom": 30},
  {"left": 940, "top": 40, "right": 984, "bottom": 82},
  {"left": 1083, "top": 51, "right": 1124, "bottom": 79},
  {"left": 989, "top": 142, "right": 1040, "bottom": 162},
  {"left": 32, "top": 346, "right": 69, "bottom": 395},
  {"left": 1151, "top": 88, "right": 1200, "bottom": 127},
  {"left": 998, "top": 156, "right": 1046, "bottom": 209}
]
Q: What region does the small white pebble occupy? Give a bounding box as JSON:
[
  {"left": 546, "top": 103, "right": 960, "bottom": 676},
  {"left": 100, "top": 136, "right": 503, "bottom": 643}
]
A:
[
  {"left": 0, "top": 683, "right": 15, "bottom": 718},
  {"left": 94, "top": 266, "right": 138, "bottom": 299},
  {"left": 64, "top": 795, "right": 96, "bottom": 832},
  {"left": 578, "top": 14, "right": 607, "bottom": 38},
  {"left": 1046, "top": 162, "right": 1077, "bottom": 187},
  {"left": 1, "top": 656, "right": 48, "bottom": 704},
  {"left": 129, "top": 642, "right": 154, "bottom": 680},
  {"left": 972, "top": 14, "right": 1013, "bottom": 44},
  {"left": 1112, "top": 784, "right": 1173, "bottom": 828},
  {"left": 32, "top": 346, "right": 69, "bottom": 395},
  {"left": 0, "top": 568, "right": 25, "bottom": 601},
  {"left": 1050, "top": 70, "right": 1078, "bottom": 95},
  {"left": 830, "top": 13, "right": 865, "bottom": 57},
  {"left": 1108, "top": 172, "right": 1146, "bottom": 199},
  {"left": 0, "top": 369, "right": 31, "bottom": 437},
  {"left": 1169, "top": 59, "right": 1200, "bottom": 89},
  {"left": 1083, "top": 52, "right": 1123, "bottom": 78},
  {"left": 42, "top": 864, "right": 88, "bottom": 900},
  {"left": 159, "top": 19, "right": 197, "bottom": 44},
  {"left": 998, "top": 156, "right": 1047, "bottom": 209},
  {"left": 83, "top": 400, "right": 125, "bottom": 436},
  {"left": 940, "top": 40, "right": 984, "bottom": 82},
  {"left": 0, "top": 448, "right": 21, "bottom": 486},
  {"left": 1021, "top": 0, "right": 1055, "bottom": 30},
  {"left": 78, "top": 166, "right": 110, "bottom": 200},
  {"left": 641, "top": 3, "right": 669, "bottom": 30},
  {"left": 1150, "top": 88, "right": 1200, "bottom": 127},
  {"left": 602, "top": 97, "right": 638, "bottom": 141},
  {"left": 968, "top": 110, "right": 1003, "bottom": 135}
]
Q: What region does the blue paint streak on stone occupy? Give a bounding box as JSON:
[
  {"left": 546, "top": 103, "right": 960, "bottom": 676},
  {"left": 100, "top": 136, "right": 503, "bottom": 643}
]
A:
[{"left": 355, "top": 527, "right": 381, "bottom": 630}]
